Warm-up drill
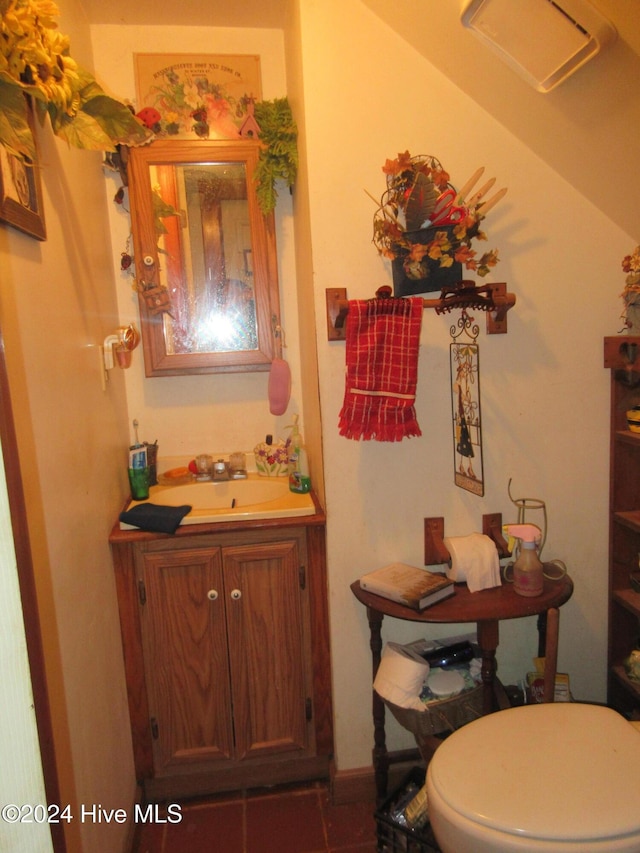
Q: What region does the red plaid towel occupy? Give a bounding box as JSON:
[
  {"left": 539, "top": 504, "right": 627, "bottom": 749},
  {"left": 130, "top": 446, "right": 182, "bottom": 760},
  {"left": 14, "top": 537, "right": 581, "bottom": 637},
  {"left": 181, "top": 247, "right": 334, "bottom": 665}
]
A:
[{"left": 338, "top": 297, "right": 423, "bottom": 441}]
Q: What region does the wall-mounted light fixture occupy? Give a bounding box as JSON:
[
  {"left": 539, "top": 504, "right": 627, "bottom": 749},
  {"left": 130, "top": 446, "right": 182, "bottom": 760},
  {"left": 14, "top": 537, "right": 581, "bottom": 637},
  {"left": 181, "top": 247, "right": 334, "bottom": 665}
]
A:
[
  {"left": 101, "top": 324, "right": 140, "bottom": 389},
  {"left": 461, "top": 0, "right": 616, "bottom": 92}
]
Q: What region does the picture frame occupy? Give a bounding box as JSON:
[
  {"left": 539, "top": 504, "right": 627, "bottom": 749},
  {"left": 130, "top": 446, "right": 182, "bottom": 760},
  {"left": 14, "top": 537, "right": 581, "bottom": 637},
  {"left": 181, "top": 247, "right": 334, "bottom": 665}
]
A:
[
  {"left": 0, "top": 105, "right": 46, "bottom": 241},
  {"left": 450, "top": 340, "right": 484, "bottom": 496}
]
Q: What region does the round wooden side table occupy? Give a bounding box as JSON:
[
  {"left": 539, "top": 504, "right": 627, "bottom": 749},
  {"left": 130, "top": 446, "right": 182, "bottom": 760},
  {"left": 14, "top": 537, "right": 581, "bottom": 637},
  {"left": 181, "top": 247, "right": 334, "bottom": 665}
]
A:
[{"left": 351, "top": 575, "right": 574, "bottom": 799}]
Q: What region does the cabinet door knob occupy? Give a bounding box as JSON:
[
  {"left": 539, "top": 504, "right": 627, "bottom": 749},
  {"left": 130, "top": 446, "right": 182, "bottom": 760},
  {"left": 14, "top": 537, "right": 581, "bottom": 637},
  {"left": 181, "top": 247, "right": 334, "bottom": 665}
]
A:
[
  {"left": 207, "top": 589, "right": 219, "bottom": 601},
  {"left": 230, "top": 589, "right": 242, "bottom": 600}
]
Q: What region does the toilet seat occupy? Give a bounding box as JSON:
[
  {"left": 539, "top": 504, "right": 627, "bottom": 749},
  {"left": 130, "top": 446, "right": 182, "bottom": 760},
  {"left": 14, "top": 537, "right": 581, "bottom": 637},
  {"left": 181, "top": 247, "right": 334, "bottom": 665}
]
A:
[{"left": 426, "top": 703, "right": 640, "bottom": 852}]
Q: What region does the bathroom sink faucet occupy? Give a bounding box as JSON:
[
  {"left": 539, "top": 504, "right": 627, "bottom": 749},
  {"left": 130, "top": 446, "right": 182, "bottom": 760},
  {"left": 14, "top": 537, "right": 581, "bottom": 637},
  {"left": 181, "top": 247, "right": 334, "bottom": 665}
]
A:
[{"left": 212, "top": 459, "right": 230, "bottom": 480}]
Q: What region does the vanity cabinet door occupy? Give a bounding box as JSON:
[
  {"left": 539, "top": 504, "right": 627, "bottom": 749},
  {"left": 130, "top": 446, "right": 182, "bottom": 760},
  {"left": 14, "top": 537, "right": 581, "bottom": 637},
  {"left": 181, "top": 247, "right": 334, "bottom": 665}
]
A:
[
  {"left": 136, "top": 534, "right": 314, "bottom": 780},
  {"left": 222, "top": 536, "right": 314, "bottom": 761},
  {"left": 138, "top": 547, "right": 234, "bottom": 774},
  {"left": 112, "top": 522, "right": 333, "bottom": 798}
]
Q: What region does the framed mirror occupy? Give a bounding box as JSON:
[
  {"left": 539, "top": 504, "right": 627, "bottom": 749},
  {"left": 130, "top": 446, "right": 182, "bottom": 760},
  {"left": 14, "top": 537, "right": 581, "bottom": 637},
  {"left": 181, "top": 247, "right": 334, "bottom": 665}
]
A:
[{"left": 128, "top": 139, "right": 281, "bottom": 376}]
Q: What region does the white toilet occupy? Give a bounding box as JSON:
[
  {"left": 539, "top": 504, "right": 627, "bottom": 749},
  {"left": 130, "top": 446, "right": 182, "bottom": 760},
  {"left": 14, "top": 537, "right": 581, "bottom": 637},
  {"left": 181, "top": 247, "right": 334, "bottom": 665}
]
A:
[{"left": 426, "top": 702, "right": 640, "bottom": 853}]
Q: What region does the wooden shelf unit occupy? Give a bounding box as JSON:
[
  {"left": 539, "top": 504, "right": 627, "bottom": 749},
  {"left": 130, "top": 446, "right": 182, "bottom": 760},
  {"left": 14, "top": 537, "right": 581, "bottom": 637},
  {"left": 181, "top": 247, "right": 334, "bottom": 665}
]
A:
[{"left": 605, "top": 336, "right": 640, "bottom": 718}]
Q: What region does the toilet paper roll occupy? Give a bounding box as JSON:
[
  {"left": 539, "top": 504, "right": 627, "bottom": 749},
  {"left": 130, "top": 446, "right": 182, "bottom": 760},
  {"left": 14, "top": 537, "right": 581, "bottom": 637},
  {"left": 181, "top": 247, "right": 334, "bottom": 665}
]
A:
[
  {"left": 373, "top": 642, "right": 430, "bottom": 711},
  {"left": 443, "top": 533, "right": 501, "bottom": 593}
]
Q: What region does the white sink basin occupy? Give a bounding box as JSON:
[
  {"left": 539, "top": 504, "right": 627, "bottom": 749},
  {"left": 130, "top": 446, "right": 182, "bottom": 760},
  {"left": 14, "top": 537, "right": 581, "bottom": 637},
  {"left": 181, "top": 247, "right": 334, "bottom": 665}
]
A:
[{"left": 120, "top": 474, "right": 316, "bottom": 528}]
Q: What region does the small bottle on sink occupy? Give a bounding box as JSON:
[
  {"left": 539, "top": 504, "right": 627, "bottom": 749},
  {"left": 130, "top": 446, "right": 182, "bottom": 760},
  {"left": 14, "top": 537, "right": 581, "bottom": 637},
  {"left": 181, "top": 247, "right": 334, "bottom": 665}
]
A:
[{"left": 287, "top": 415, "right": 311, "bottom": 494}]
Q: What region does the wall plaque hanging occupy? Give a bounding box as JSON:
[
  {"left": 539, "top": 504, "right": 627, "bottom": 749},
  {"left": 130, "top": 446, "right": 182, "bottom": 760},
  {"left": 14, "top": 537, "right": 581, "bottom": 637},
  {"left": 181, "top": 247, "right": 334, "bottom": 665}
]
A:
[
  {"left": 134, "top": 53, "right": 262, "bottom": 140},
  {"left": 450, "top": 308, "right": 484, "bottom": 495}
]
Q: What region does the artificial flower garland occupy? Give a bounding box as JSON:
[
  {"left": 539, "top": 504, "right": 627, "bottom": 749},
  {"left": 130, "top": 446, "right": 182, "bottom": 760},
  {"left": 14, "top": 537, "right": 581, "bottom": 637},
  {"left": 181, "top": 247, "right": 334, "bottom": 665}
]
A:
[{"left": 0, "top": 0, "right": 150, "bottom": 161}]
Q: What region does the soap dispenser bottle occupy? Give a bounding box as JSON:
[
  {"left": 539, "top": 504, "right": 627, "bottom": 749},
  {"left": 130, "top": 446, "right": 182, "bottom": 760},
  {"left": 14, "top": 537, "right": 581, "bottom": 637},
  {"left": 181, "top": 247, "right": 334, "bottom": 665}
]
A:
[
  {"left": 504, "top": 523, "right": 544, "bottom": 597},
  {"left": 287, "top": 415, "right": 311, "bottom": 494}
]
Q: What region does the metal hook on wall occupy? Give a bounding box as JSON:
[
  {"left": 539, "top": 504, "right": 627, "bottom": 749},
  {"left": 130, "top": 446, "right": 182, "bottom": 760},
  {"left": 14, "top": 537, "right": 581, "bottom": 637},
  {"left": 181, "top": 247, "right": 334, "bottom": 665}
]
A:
[{"left": 269, "top": 319, "right": 291, "bottom": 415}]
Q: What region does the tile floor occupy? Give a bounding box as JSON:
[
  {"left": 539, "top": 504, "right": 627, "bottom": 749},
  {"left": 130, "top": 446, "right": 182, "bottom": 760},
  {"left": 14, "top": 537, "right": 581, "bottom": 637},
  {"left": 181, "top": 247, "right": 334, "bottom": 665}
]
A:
[{"left": 132, "top": 782, "right": 379, "bottom": 853}]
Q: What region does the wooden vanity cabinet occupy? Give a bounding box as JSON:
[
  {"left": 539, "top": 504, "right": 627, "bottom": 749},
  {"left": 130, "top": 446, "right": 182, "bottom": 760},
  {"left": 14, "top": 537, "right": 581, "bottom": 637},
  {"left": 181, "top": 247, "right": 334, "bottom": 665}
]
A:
[{"left": 110, "top": 518, "right": 333, "bottom": 800}]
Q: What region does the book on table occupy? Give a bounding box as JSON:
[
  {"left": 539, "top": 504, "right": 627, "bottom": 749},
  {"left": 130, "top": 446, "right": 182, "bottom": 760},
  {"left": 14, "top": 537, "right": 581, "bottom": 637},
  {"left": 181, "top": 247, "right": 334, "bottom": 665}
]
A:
[{"left": 359, "top": 562, "right": 455, "bottom": 611}]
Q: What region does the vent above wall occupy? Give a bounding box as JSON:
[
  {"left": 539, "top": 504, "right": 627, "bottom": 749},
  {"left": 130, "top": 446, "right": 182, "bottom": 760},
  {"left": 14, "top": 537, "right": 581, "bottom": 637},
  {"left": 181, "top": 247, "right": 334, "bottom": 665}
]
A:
[{"left": 460, "top": 0, "right": 616, "bottom": 92}]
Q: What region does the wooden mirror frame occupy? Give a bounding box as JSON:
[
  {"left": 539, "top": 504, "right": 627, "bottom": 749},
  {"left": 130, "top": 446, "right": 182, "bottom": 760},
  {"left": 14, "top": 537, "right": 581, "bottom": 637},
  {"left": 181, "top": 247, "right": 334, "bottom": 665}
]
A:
[{"left": 128, "top": 139, "right": 281, "bottom": 376}]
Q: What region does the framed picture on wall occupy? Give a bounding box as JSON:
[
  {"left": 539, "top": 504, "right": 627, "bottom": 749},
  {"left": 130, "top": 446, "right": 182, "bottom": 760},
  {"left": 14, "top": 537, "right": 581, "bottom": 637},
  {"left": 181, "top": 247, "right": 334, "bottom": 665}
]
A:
[
  {"left": 0, "top": 109, "right": 46, "bottom": 241},
  {"left": 134, "top": 53, "right": 262, "bottom": 140},
  {"left": 450, "top": 340, "right": 484, "bottom": 496}
]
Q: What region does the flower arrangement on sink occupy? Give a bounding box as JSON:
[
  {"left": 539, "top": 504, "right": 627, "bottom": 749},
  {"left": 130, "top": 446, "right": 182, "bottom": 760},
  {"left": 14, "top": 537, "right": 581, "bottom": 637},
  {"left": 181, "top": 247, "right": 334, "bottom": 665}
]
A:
[
  {"left": 370, "top": 151, "right": 503, "bottom": 294},
  {"left": 253, "top": 437, "right": 289, "bottom": 477}
]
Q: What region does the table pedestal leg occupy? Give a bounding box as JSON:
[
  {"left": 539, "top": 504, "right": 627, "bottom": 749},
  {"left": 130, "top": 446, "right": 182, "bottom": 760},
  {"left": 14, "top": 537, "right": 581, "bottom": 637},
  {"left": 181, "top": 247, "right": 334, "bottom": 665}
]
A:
[
  {"left": 543, "top": 607, "right": 559, "bottom": 703},
  {"left": 367, "top": 607, "right": 388, "bottom": 800},
  {"left": 537, "top": 611, "right": 547, "bottom": 657},
  {"left": 477, "top": 620, "right": 499, "bottom": 715}
]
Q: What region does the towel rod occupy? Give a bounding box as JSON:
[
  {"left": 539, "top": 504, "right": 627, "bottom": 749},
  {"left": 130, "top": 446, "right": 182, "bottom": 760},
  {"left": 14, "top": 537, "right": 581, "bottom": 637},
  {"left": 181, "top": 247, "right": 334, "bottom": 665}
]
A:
[{"left": 325, "top": 281, "right": 516, "bottom": 340}]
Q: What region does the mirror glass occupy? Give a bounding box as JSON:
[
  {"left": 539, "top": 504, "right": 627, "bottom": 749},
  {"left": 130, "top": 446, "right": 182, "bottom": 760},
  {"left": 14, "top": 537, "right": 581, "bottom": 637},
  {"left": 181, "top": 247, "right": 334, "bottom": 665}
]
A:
[{"left": 128, "top": 140, "right": 280, "bottom": 375}]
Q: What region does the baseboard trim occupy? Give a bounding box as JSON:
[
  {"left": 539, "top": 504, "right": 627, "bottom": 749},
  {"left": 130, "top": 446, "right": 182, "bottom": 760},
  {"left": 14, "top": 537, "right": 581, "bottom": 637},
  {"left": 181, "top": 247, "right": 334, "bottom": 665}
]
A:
[
  {"left": 330, "top": 759, "right": 422, "bottom": 805},
  {"left": 144, "top": 755, "right": 330, "bottom": 802},
  {"left": 330, "top": 766, "right": 376, "bottom": 805}
]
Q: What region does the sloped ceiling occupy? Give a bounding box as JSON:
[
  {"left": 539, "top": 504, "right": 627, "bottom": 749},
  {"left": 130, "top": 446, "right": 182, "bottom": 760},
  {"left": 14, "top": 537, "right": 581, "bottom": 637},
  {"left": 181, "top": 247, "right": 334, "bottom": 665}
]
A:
[
  {"left": 83, "top": 0, "right": 639, "bottom": 237},
  {"left": 361, "top": 0, "right": 640, "bottom": 238}
]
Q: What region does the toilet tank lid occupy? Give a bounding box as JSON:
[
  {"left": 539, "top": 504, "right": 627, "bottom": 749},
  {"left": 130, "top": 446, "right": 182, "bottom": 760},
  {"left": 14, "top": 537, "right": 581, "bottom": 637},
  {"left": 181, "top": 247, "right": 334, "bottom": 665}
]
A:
[{"left": 427, "top": 703, "right": 640, "bottom": 841}]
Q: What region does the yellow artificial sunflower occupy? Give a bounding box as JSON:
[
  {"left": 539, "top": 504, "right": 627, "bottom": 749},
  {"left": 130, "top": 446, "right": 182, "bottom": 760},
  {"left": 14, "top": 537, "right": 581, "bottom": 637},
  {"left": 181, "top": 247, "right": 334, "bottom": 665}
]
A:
[{"left": 0, "top": 0, "right": 151, "bottom": 160}]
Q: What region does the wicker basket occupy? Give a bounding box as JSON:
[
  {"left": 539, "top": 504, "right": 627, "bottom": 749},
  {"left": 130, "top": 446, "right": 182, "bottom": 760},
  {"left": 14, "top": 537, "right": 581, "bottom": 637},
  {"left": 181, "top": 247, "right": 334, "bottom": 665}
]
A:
[{"left": 382, "top": 682, "right": 484, "bottom": 739}]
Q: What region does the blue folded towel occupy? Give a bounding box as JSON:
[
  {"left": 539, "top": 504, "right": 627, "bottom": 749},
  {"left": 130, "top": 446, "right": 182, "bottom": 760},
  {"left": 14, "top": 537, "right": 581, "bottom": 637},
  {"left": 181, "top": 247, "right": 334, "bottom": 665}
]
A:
[{"left": 119, "top": 503, "right": 192, "bottom": 534}]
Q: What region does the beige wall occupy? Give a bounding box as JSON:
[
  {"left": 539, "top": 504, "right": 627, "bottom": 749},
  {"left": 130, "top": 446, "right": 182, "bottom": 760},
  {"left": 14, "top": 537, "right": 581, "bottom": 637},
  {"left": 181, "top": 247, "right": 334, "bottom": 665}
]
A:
[
  {"left": 2, "top": 3, "right": 635, "bottom": 848},
  {"left": 282, "top": 0, "right": 326, "bottom": 501},
  {"left": 92, "top": 25, "right": 310, "bottom": 466},
  {"left": 298, "top": 0, "right": 631, "bottom": 770},
  {"left": 91, "top": 0, "right": 635, "bottom": 777},
  {"left": 0, "top": 2, "right": 136, "bottom": 850}
]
